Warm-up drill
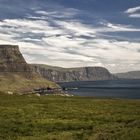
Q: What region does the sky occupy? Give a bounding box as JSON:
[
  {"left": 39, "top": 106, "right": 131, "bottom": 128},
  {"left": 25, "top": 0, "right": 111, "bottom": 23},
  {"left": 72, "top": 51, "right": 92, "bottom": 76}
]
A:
[{"left": 0, "top": 0, "right": 140, "bottom": 73}]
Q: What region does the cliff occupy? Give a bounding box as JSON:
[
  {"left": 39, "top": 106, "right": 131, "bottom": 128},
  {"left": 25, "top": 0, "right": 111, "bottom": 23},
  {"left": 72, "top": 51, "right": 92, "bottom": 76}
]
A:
[
  {"left": 32, "top": 64, "right": 116, "bottom": 82},
  {"left": 0, "top": 45, "right": 57, "bottom": 93},
  {"left": 116, "top": 71, "right": 140, "bottom": 79},
  {"left": 0, "top": 45, "right": 34, "bottom": 78}
]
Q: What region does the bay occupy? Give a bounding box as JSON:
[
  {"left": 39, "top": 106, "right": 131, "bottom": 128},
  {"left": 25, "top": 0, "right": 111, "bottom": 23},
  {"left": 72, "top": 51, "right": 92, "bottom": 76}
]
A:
[{"left": 58, "top": 79, "right": 140, "bottom": 99}]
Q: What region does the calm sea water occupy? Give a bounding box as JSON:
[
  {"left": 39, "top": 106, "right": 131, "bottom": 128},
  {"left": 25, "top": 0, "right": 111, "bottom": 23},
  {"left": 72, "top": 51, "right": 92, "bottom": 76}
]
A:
[{"left": 58, "top": 79, "right": 140, "bottom": 99}]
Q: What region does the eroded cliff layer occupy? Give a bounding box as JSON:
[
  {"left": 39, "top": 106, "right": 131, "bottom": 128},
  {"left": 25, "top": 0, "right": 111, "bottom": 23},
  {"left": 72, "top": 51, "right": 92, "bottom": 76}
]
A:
[
  {"left": 0, "top": 45, "right": 57, "bottom": 92},
  {"left": 0, "top": 45, "right": 33, "bottom": 76},
  {"left": 33, "top": 64, "right": 116, "bottom": 82}
]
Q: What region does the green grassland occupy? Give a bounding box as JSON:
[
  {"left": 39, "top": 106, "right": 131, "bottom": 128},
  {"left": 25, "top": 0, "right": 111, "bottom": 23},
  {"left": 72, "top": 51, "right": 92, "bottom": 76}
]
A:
[
  {"left": 0, "top": 73, "right": 58, "bottom": 93},
  {"left": 0, "top": 94, "right": 140, "bottom": 140}
]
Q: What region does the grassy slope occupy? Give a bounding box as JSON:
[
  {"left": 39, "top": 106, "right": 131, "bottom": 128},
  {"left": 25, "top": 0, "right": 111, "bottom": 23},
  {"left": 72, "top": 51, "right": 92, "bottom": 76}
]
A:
[
  {"left": 0, "top": 94, "right": 139, "bottom": 140},
  {"left": 0, "top": 73, "right": 58, "bottom": 93}
]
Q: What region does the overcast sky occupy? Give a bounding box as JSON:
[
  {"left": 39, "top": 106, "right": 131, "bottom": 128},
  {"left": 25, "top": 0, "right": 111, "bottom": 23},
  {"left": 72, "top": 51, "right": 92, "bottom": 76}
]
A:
[{"left": 0, "top": 0, "right": 140, "bottom": 73}]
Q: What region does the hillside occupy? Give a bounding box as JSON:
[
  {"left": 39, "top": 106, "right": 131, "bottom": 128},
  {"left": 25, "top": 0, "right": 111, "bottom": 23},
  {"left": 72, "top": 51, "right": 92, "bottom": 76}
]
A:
[
  {"left": 32, "top": 64, "right": 116, "bottom": 82},
  {"left": 0, "top": 45, "right": 58, "bottom": 93},
  {"left": 116, "top": 71, "right": 140, "bottom": 79}
]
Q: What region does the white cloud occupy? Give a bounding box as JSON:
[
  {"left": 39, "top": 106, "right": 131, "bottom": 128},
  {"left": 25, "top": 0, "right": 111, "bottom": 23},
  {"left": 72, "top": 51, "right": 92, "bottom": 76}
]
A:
[
  {"left": 54, "top": 20, "right": 97, "bottom": 36},
  {"left": 0, "top": 8, "right": 140, "bottom": 73},
  {"left": 99, "top": 22, "right": 140, "bottom": 32},
  {"left": 35, "top": 8, "right": 79, "bottom": 19},
  {"left": 125, "top": 6, "right": 140, "bottom": 18},
  {"left": 2, "top": 19, "right": 49, "bottom": 30},
  {"left": 125, "top": 6, "right": 140, "bottom": 14},
  {"left": 129, "top": 14, "right": 140, "bottom": 18}
]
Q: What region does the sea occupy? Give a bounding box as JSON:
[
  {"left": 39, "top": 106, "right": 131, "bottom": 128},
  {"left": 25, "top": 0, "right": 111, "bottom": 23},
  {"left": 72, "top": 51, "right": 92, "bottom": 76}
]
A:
[{"left": 58, "top": 79, "right": 140, "bottom": 99}]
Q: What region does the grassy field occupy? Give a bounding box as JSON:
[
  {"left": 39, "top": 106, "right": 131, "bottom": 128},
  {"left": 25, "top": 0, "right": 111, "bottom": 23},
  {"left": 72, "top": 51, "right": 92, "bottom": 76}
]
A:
[
  {"left": 0, "top": 94, "right": 140, "bottom": 140},
  {"left": 0, "top": 73, "right": 58, "bottom": 93}
]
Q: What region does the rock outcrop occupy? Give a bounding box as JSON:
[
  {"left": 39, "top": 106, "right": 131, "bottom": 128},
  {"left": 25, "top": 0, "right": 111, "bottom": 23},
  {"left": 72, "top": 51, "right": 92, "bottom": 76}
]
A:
[
  {"left": 0, "top": 45, "right": 57, "bottom": 92},
  {"left": 32, "top": 64, "right": 116, "bottom": 82},
  {"left": 0, "top": 45, "right": 34, "bottom": 78}
]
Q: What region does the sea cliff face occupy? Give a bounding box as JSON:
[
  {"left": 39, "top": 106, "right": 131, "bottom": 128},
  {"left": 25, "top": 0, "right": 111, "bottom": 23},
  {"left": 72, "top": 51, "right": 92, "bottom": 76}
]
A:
[
  {"left": 33, "top": 65, "right": 116, "bottom": 82},
  {"left": 116, "top": 71, "right": 140, "bottom": 79},
  {"left": 0, "top": 44, "right": 116, "bottom": 92},
  {"left": 0, "top": 45, "right": 57, "bottom": 92},
  {"left": 0, "top": 45, "right": 32, "bottom": 75}
]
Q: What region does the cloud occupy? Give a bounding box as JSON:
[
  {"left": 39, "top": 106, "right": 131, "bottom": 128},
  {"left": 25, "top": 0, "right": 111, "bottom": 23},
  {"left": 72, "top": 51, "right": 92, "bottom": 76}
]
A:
[
  {"left": 99, "top": 22, "right": 140, "bottom": 32},
  {"left": 125, "top": 6, "right": 140, "bottom": 14},
  {"left": 125, "top": 6, "right": 140, "bottom": 18},
  {"left": 0, "top": 6, "right": 140, "bottom": 73},
  {"left": 129, "top": 14, "right": 140, "bottom": 18},
  {"left": 35, "top": 8, "right": 79, "bottom": 19}
]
